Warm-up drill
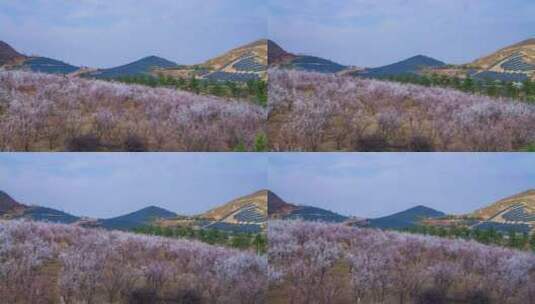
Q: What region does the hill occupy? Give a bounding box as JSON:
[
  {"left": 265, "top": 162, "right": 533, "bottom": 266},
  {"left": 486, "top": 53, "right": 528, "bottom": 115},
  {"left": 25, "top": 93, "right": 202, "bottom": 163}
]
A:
[
  {"left": 267, "top": 191, "right": 348, "bottom": 223},
  {"left": 356, "top": 55, "right": 446, "bottom": 78},
  {"left": 0, "top": 41, "right": 78, "bottom": 74},
  {"left": 160, "top": 190, "right": 268, "bottom": 233},
  {"left": 267, "top": 40, "right": 347, "bottom": 73},
  {"left": 468, "top": 189, "right": 535, "bottom": 232},
  {"left": 267, "top": 40, "right": 296, "bottom": 65},
  {"left": 86, "top": 55, "right": 178, "bottom": 79},
  {"left": 369, "top": 205, "right": 446, "bottom": 229},
  {"left": 158, "top": 39, "right": 267, "bottom": 82},
  {"left": 99, "top": 206, "right": 177, "bottom": 230},
  {"left": 467, "top": 38, "right": 535, "bottom": 82},
  {"left": 22, "top": 206, "right": 79, "bottom": 224},
  {"left": 21, "top": 57, "right": 79, "bottom": 74},
  {"left": 0, "top": 190, "right": 26, "bottom": 214},
  {"left": 0, "top": 41, "right": 26, "bottom": 65}
]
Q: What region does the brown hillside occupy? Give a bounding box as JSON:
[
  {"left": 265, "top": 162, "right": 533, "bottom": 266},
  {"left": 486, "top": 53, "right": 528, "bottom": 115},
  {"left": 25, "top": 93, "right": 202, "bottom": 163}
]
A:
[
  {"left": 472, "top": 189, "right": 535, "bottom": 220},
  {"left": 200, "top": 189, "right": 268, "bottom": 221},
  {"left": 0, "top": 190, "right": 27, "bottom": 214},
  {"left": 203, "top": 39, "right": 267, "bottom": 70},
  {"left": 267, "top": 40, "right": 296, "bottom": 65},
  {"left": 471, "top": 38, "right": 535, "bottom": 71},
  {"left": 267, "top": 190, "right": 297, "bottom": 218},
  {"left": 0, "top": 41, "right": 26, "bottom": 65}
]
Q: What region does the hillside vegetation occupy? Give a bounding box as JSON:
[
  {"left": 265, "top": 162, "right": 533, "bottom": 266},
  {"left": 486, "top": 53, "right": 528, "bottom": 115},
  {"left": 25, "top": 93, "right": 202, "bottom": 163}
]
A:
[
  {"left": 268, "top": 69, "right": 535, "bottom": 151},
  {"left": 268, "top": 220, "right": 535, "bottom": 304},
  {"left": 0, "top": 71, "right": 266, "bottom": 151},
  {"left": 0, "top": 220, "right": 267, "bottom": 304}
]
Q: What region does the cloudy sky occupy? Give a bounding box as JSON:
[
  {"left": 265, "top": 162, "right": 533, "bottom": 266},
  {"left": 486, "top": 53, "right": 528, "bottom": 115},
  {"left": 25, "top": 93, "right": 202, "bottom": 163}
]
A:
[
  {"left": 0, "top": 153, "right": 267, "bottom": 218},
  {"left": 268, "top": 0, "right": 535, "bottom": 67},
  {"left": 269, "top": 153, "right": 535, "bottom": 218},
  {"left": 0, "top": 0, "right": 266, "bottom": 68}
]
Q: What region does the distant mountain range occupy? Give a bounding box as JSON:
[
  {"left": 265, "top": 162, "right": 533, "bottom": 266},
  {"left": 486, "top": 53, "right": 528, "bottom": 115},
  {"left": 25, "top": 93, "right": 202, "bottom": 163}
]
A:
[
  {"left": 2, "top": 189, "right": 534, "bottom": 233},
  {"left": 268, "top": 38, "right": 535, "bottom": 82},
  {"left": 3, "top": 37, "right": 532, "bottom": 82},
  {"left": 267, "top": 191, "right": 444, "bottom": 229},
  {"left": 0, "top": 39, "right": 267, "bottom": 82}
]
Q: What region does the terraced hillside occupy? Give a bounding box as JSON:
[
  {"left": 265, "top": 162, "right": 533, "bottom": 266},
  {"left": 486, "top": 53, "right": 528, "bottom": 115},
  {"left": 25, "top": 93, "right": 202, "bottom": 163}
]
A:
[
  {"left": 160, "top": 190, "right": 268, "bottom": 233},
  {"left": 471, "top": 189, "right": 535, "bottom": 231},
  {"left": 436, "top": 38, "right": 535, "bottom": 82},
  {"left": 158, "top": 39, "right": 267, "bottom": 82}
]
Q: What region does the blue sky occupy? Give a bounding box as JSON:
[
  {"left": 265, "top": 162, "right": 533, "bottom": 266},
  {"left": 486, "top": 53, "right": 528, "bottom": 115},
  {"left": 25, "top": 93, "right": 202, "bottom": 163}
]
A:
[
  {"left": 1, "top": 153, "right": 533, "bottom": 219},
  {"left": 3, "top": 1, "right": 533, "bottom": 69},
  {"left": 0, "top": 153, "right": 267, "bottom": 218},
  {"left": 268, "top": 0, "right": 535, "bottom": 67},
  {"left": 0, "top": 0, "right": 267, "bottom": 68},
  {"left": 269, "top": 153, "right": 535, "bottom": 218}
]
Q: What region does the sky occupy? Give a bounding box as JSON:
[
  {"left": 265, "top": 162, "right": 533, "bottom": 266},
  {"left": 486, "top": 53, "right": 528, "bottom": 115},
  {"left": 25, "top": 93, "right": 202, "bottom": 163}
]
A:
[
  {"left": 1, "top": 153, "right": 533, "bottom": 219},
  {"left": 0, "top": 0, "right": 267, "bottom": 68},
  {"left": 268, "top": 153, "right": 535, "bottom": 218},
  {"left": 268, "top": 0, "right": 535, "bottom": 67},
  {"left": 0, "top": 153, "right": 268, "bottom": 218}
]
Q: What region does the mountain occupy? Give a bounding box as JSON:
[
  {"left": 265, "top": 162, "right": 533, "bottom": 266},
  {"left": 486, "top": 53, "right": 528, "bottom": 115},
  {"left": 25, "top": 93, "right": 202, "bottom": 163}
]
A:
[
  {"left": 22, "top": 206, "right": 79, "bottom": 224},
  {"left": 423, "top": 190, "right": 535, "bottom": 233},
  {"left": 0, "top": 190, "right": 79, "bottom": 223},
  {"left": 159, "top": 190, "right": 267, "bottom": 233},
  {"left": 0, "top": 190, "right": 26, "bottom": 214},
  {"left": 0, "top": 41, "right": 79, "bottom": 74},
  {"left": 469, "top": 190, "right": 535, "bottom": 233},
  {"left": 356, "top": 55, "right": 446, "bottom": 78},
  {"left": 0, "top": 41, "right": 26, "bottom": 65},
  {"left": 267, "top": 40, "right": 296, "bottom": 65},
  {"left": 369, "top": 205, "right": 446, "bottom": 229},
  {"left": 21, "top": 57, "right": 79, "bottom": 74},
  {"left": 267, "top": 40, "right": 347, "bottom": 73},
  {"left": 467, "top": 38, "right": 535, "bottom": 82},
  {"left": 472, "top": 38, "right": 535, "bottom": 72},
  {"left": 159, "top": 39, "right": 267, "bottom": 82},
  {"left": 99, "top": 206, "right": 177, "bottom": 230},
  {"left": 86, "top": 56, "right": 178, "bottom": 79},
  {"left": 267, "top": 191, "right": 348, "bottom": 223}
]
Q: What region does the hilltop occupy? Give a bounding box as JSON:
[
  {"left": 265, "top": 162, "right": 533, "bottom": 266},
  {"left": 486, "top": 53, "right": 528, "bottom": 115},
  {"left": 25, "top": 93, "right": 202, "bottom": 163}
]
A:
[
  {"left": 369, "top": 205, "right": 446, "bottom": 229},
  {"left": 99, "top": 205, "right": 177, "bottom": 230},
  {"left": 267, "top": 40, "right": 347, "bottom": 73},
  {"left": 0, "top": 40, "right": 26, "bottom": 65},
  {"left": 357, "top": 55, "right": 446, "bottom": 78},
  {"left": 160, "top": 190, "right": 268, "bottom": 233},
  {"left": 267, "top": 191, "right": 348, "bottom": 223},
  {"left": 85, "top": 55, "right": 178, "bottom": 79},
  {"left": 0, "top": 190, "right": 26, "bottom": 215},
  {"left": 157, "top": 39, "right": 267, "bottom": 82}
]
